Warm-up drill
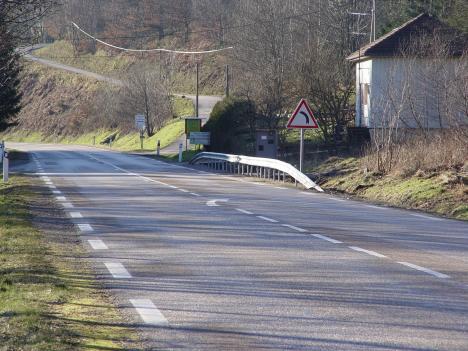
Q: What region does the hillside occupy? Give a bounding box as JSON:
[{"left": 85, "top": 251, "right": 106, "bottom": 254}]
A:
[
  {"left": 34, "top": 40, "right": 226, "bottom": 95},
  {"left": 2, "top": 59, "right": 195, "bottom": 151}
]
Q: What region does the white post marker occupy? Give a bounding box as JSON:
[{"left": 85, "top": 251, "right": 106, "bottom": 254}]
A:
[
  {"left": 156, "top": 140, "right": 161, "bottom": 156},
  {"left": 287, "top": 99, "right": 319, "bottom": 173},
  {"left": 178, "top": 143, "right": 183, "bottom": 163},
  {"left": 3, "top": 150, "right": 9, "bottom": 183}
]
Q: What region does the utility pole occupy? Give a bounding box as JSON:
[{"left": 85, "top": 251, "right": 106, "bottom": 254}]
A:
[
  {"left": 196, "top": 62, "right": 199, "bottom": 118},
  {"left": 225, "top": 65, "right": 230, "bottom": 97}
]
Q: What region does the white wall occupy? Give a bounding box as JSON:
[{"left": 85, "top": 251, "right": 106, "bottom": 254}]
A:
[
  {"left": 355, "top": 59, "right": 372, "bottom": 127},
  {"left": 369, "top": 57, "right": 466, "bottom": 129}
]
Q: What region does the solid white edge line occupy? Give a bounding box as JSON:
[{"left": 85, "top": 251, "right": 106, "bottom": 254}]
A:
[
  {"left": 52, "top": 190, "right": 61, "bottom": 195},
  {"left": 410, "top": 214, "right": 443, "bottom": 221},
  {"left": 236, "top": 208, "right": 253, "bottom": 215},
  {"left": 349, "top": 246, "right": 387, "bottom": 258},
  {"left": 178, "top": 189, "right": 189, "bottom": 193},
  {"left": 190, "top": 193, "right": 201, "bottom": 197},
  {"left": 398, "top": 261, "right": 450, "bottom": 279},
  {"left": 104, "top": 262, "right": 132, "bottom": 279},
  {"left": 130, "top": 299, "right": 169, "bottom": 326},
  {"left": 88, "top": 239, "right": 108, "bottom": 250},
  {"left": 257, "top": 216, "right": 279, "bottom": 223},
  {"left": 365, "top": 205, "right": 387, "bottom": 210},
  {"left": 312, "top": 234, "right": 343, "bottom": 244},
  {"left": 282, "top": 224, "right": 307, "bottom": 233}
]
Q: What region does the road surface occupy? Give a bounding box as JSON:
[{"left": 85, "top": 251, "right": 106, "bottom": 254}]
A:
[{"left": 9, "top": 142, "right": 468, "bottom": 350}]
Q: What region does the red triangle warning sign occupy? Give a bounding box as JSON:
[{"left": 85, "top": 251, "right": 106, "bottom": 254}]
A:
[{"left": 287, "top": 99, "right": 319, "bottom": 129}]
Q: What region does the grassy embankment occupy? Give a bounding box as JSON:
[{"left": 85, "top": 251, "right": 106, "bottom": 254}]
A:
[
  {"left": 34, "top": 40, "right": 225, "bottom": 95},
  {"left": 0, "top": 152, "right": 138, "bottom": 350},
  {"left": 2, "top": 59, "right": 195, "bottom": 152},
  {"left": 309, "top": 157, "right": 468, "bottom": 220}
]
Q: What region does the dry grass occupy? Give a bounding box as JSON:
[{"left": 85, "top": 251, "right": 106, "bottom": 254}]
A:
[{"left": 364, "top": 130, "right": 468, "bottom": 176}]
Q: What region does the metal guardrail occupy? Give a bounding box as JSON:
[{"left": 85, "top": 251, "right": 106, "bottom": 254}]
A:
[{"left": 190, "top": 152, "right": 324, "bottom": 192}]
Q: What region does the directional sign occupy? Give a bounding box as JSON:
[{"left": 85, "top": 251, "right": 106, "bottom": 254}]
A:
[
  {"left": 185, "top": 118, "right": 201, "bottom": 135},
  {"left": 287, "top": 99, "right": 319, "bottom": 129},
  {"left": 189, "top": 132, "right": 211, "bottom": 145},
  {"left": 135, "top": 114, "right": 146, "bottom": 130}
]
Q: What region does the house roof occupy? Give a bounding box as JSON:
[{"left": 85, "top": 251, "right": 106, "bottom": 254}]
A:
[{"left": 346, "top": 13, "right": 467, "bottom": 62}]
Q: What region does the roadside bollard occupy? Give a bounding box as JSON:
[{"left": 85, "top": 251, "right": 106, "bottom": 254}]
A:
[
  {"left": 3, "top": 151, "right": 9, "bottom": 183},
  {"left": 178, "top": 143, "right": 183, "bottom": 163},
  {"left": 156, "top": 140, "right": 161, "bottom": 156}
]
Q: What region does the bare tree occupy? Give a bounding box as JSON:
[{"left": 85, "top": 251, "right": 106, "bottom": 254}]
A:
[{"left": 119, "top": 67, "right": 173, "bottom": 137}]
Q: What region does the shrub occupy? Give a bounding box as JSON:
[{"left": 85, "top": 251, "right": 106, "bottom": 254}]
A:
[{"left": 203, "top": 97, "right": 256, "bottom": 154}]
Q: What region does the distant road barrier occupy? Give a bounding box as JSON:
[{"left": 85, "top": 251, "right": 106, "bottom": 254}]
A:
[{"left": 190, "top": 152, "right": 324, "bottom": 192}]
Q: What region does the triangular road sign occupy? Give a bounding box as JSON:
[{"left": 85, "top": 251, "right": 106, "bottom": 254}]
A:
[{"left": 287, "top": 99, "right": 319, "bottom": 129}]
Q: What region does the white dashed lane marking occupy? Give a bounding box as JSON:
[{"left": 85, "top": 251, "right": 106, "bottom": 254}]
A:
[
  {"left": 398, "top": 262, "right": 450, "bottom": 279},
  {"left": 78, "top": 224, "right": 94, "bottom": 232},
  {"left": 190, "top": 193, "right": 201, "bottom": 197},
  {"left": 236, "top": 209, "right": 253, "bottom": 215},
  {"left": 105, "top": 263, "right": 132, "bottom": 279},
  {"left": 69, "top": 212, "right": 83, "bottom": 218},
  {"left": 349, "top": 246, "right": 387, "bottom": 258},
  {"left": 282, "top": 224, "right": 307, "bottom": 233},
  {"left": 257, "top": 216, "right": 278, "bottom": 223},
  {"left": 62, "top": 202, "right": 74, "bottom": 209},
  {"left": 312, "top": 234, "right": 343, "bottom": 244},
  {"left": 52, "top": 190, "right": 61, "bottom": 195},
  {"left": 130, "top": 299, "right": 169, "bottom": 326},
  {"left": 55, "top": 196, "right": 67, "bottom": 201},
  {"left": 88, "top": 240, "right": 108, "bottom": 250}
]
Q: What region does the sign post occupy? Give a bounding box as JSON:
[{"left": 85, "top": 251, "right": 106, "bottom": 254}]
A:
[
  {"left": 135, "top": 114, "right": 146, "bottom": 150},
  {"left": 287, "top": 99, "right": 319, "bottom": 173}
]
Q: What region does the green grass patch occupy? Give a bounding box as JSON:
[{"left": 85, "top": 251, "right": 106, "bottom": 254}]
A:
[
  {"left": 1, "top": 95, "right": 193, "bottom": 152},
  {"left": 309, "top": 156, "right": 467, "bottom": 220},
  {"left": 172, "top": 96, "right": 195, "bottom": 118},
  {"left": 0, "top": 168, "right": 137, "bottom": 350}
]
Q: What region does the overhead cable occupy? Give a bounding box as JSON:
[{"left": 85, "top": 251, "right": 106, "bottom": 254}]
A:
[{"left": 71, "top": 22, "right": 234, "bottom": 54}]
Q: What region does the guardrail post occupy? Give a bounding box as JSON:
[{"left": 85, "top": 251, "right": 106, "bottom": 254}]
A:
[{"left": 282, "top": 172, "right": 286, "bottom": 183}]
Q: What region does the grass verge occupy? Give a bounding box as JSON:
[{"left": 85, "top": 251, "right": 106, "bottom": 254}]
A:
[
  {"left": 0, "top": 153, "right": 138, "bottom": 350},
  {"left": 309, "top": 157, "right": 468, "bottom": 220}
]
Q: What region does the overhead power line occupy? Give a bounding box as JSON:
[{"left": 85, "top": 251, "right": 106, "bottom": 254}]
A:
[{"left": 72, "top": 22, "right": 234, "bottom": 54}]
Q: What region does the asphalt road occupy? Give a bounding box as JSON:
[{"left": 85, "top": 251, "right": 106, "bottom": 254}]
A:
[{"left": 9, "top": 142, "right": 468, "bottom": 351}]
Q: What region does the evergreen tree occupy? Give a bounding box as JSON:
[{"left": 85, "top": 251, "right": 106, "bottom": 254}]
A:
[{"left": 0, "top": 18, "right": 22, "bottom": 131}]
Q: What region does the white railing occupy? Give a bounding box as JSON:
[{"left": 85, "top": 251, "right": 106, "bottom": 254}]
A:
[{"left": 190, "top": 152, "right": 324, "bottom": 192}]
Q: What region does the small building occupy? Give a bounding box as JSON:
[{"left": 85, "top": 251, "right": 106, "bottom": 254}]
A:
[{"left": 346, "top": 14, "right": 467, "bottom": 131}]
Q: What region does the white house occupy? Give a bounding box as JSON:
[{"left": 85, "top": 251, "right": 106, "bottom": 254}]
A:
[{"left": 347, "top": 14, "right": 467, "bottom": 131}]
